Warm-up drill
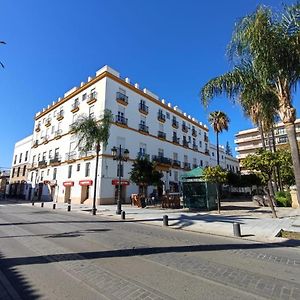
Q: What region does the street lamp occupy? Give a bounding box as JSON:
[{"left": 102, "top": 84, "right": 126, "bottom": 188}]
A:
[{"left": 111, "top": 145, "right": 129, "bottom": 214}]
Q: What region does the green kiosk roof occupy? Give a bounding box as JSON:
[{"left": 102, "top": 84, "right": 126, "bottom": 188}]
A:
[{"left": 180, "top": 167, "right": 205, "bottom": 182}]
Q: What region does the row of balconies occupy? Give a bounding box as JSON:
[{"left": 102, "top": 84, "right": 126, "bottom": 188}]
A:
[
  {"left": 116, "top": 92, "right": 201, "bottom": 136},
  {"left": 35, "top": 92, "right": 97, "bottom": 132}
]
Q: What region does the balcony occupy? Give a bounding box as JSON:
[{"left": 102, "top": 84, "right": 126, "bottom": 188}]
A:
[
  {"left": 65, "top": 151, "right": 77, "bottom": 162},
  {"left": 172, "top": 159, "right": 181, "bottom": 168},
  {"left": 137, "top": 153, "right": 150, "bottom": 160},
  {"left": 115, "top": 115, "right": 128, "bottom": 127},
  {"left": 139, "top": 123, "right": 149, "bottom": 134},
  {"left": 79, "top": 150, "right": 95, "bottom": 160},
  {"left": 152, "top": 155, "right": 172, "bottom": 166},
  {"left": 69, "top": 123, "right": 76, "bottom": 133},
  {"left": 45, "top": 118, "right": 51, "bottom": 127},
  {"left": 183, "top": 162, "right": 191, "bottom": 170},
  {"left": 158, "top": 131, "right": 166, "bottom": 140},
  {"left": 205, "top": 149, "right": 210, "bottom": 155},
  {"left": 49, "top": 156, "right": 61, "bottom": 166},
  {"left": 172, "top": 136, "right": 180, "bottom": 144},
  {"left": 157, "top": 112, "right": 166, "bottom": 123},
  {"left": 183, "top": 140, "right": 189, "bottom": 148},
  {"left": 28, "top": 162, "right": 38, "bottom": 170},
  {"left": 182, "top": 124, "right": 188, "bottom": 133},
  {"left": 192, "top": 129, "right": 197, "bottom": 137},
  {"left": 38, "top": 160, "right": 47, "bottom": 168},
  {"left": 139, "top": 103, "right": 149, "bottom": 115},
  {"left": 56, "top": 110, "right": 64, "bottom": 121},
  {"left": 87, "top": 92, "right": 97, "bottom": 105},
  {"left": 192, "top": 144, "right": 198, "bottom": 151},
  {"left": 32, "top": 140, "right": 39, "bottom": 148},
  {"left": 35, "top": 124, "right": 41, "bottom": 132},
  {"left": 172, "top": 120, "right": 179, "bottom": 129},
  {"left": 204, "top": 135, "right": 209, "bottom": 142},
  {"left": 42, "top": 135, "right": 49, "bottom": 144},
  {"left": 116, "top": 92, "right": 128, "bottom": 106},
  {"left": 71, "top": 102, "right": 80, "bottom": 113},
  {"left": 55, "top": 129, "right": 62, "bottom": 139}
]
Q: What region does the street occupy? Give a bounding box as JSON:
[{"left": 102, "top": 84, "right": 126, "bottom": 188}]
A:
[{"left": 0, "top": 203, "right": 299, "bottom": 300}]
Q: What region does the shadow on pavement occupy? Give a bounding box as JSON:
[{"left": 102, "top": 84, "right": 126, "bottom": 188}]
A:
[
  {"left": 1, "top": 239, "right": 299, "bottom": 269},
  {"left": 0, "top": 252, "right": 40, "bottom": 299}
]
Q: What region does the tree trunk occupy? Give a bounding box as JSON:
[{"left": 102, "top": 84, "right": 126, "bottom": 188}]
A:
[
  {"left": 271, "top": 124, "right": 283, "bottom": 191},
  {"left": 92, "top": 143, "right": 100, "bottom": 215},
  {"left": 285, "top": 122, "right": 300, "bottom": 204},
  {"left": 266, "top": 181, "right": 277, "bottom": 218},
  {"left": 216, "top": 132, "right": 220, "bottom": 166},
  {"left": 216, "top": 183, "right": 220, "bottom": 214},
  {"left": 258, "top": 121, "right": 266, "bottom": 150}
]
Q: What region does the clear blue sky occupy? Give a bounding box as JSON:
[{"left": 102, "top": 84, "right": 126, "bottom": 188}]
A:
[{"left": 0, "top": 0, "right": 298, "bottom": 169}]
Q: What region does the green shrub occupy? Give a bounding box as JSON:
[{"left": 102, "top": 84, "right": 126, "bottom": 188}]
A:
[{"left": 275, "top": 191, "right": 292, "bottom": 207}]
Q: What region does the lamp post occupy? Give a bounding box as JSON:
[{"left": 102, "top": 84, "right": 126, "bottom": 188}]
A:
[{"left": 111, "top": 145, "right": 129, "bottom": 215}]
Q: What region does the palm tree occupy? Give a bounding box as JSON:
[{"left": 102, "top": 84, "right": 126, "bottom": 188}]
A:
[
  {"left": 208, "top": 111, "right": 229, "bottom": 166},
  {"left": 202, "top": 4, "right": 300, "bottom": 202},
  {"left": 0, "top": 40, "right": 6, "bottom": 68},
  {"left": 71, "top": 109, "right": 112, "bottom": 215}
]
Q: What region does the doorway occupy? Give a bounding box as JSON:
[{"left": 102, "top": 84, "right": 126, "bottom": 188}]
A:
[
  {"left": 64, "top": 186, "right": 71, "bottom": 203},
  {"left": 114, "top": 185, "right": 126, "bottom": 204},
  {"left": 80, "top": 186, "right": 90, "bottom": 204}
]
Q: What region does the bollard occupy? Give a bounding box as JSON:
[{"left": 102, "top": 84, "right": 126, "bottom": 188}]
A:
[
  {"left": 53, "top": 203, "right": 56, "bottom": 210},
  {"left": 233, "top": 222, "right": 241, "bottom": 237},
  {"left": 41, "top": 202, "right": 44, "bottom": 208},
  {"left": 121, "top": 211, "right": 125, "bottom": 220},
  {"left": 163, "top": 215, "right": 168, "bottom": 226},
  {"left": 32, "top": 202, "right": 34, "bottom": 206},
  {"left": 67, "top": 199, "right": 71, "bottom": 212}
]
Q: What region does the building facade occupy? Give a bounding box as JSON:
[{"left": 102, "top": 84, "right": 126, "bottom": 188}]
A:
[
  {"left": 235, "top": 119, "right": 300, "bottom": 172},
  {"left": 9, "top": 135, "right": 32, "bottom": 199},
  {"left": 13, "top": 65, "right": 239, "bottom": 204}
]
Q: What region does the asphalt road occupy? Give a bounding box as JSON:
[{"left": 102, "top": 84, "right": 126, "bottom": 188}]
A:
[{"left": 0, "top": 202, "right": 299, "bottom": 300}]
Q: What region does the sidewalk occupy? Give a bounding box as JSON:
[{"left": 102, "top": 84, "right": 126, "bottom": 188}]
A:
[{"left": 12, "top": 199, "right": 300, "bottom": 244}]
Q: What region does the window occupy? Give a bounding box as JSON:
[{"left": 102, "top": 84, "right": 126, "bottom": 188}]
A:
[
  {"left": 54, "top": 148, "right": 59, "bottom": 158},
  {"left": 38, "top": 154, "right": 41, "bottom": 161},
  {"left": 166, "top": 112, "right": 170, "bottom": 119},
  {"left": 89, "top": 105, "right": 95, "bottom": 118},
  {"left": 32, "top": 155, "right": 36, "bottom": 163},
  {"left": 31, "top": 172, "right": 34, "bottom": 182},
  {"left": 82, "top": 93, "right": 87, "bottom": 101},
  {"left": 212, "top": 152, "right": 215, "bottom": 157},
  {"left": 68, "top": 165, "right": 72, "bottom": 178},
  {"left": 85, "top": 162, "right": 90, "bottom": 177},
  {"left": 184, "top": 155, "right": 188, "bottom": 163},
  {"left": 173, "top": 152, "right": 178, "bottom": 160},
  {"left": 174, "top": 171, "right": 178, "bottom": 182},
  {"left": 19, "top": 153, "right": 22, "bottom": 163},
  {"left": 139, "top": 143, "right": 146, "bottom": 155},
  {"left": 199, "top": 141, "right": 202, "bottom": 147},
  {"left": 53, "top": 168, "right": 57, "bottom": 180},
  {"left": 12, "top": 168, "right": 15, "bottom": 177},
  {"left": 159, "top": 123, "right": 164, "bottom": 132},
  {"left": 140, "top": 115, "right": 146, "bottom": 125},
  {"left": 49, "top": 150, "right": 53, "bottom": 159},
  {"left": 25, "top": 151, "right": 28, "bottom": 162},
  {"left": 14, "top": 155, "right": 17, "bottom": 164},
  {"left": 53, "top": 110, "right": 57, "bottom": 117},
  {"left": 200, "top": 160, "right": 203, "bottom": 167},
  {"left": 51, "top": 125, "right": 55, "bottom": 134},
  {"left": 42, "top": 152, "right": 46, "bottom": 161},
  {"left": 72, "top": 114, "right": 77, "bottom": 123},
  {"left": 117, "top": 164, "right": 124, "bottom": 177},
  {"left": 77, "top": 164, "right": 80, "bottom": 171},
  {"left": 158, "top": 148, "right": 164, "bottom": 157},
  {"left": 47, "top": 169, "right": 50, "bottom": 176},
  {"left": 41, "top": 171, "right": 44, "bottom": 181}
]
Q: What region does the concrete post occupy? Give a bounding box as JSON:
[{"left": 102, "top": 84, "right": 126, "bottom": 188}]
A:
[
  {"left": 233, "top": 222, "right": 241, "bottom": 237},
  {"left": 53, "top": 203, "right": 56, "bottom": 209},
  {"left": 163, "top": 215, "right": 168, "bottom": 226},
  {"left": 67, "top": 199, "right": 71, "bottom": 212},
  {"left": 41, "top": 202, "right": 44, "bottom": 208},
  {"left": 121, "top": 211, "right": 125, "bottom": 220}
]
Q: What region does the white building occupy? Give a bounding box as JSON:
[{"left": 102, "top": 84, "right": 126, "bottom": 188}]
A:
[
  {"left": 9, "top": 135, "right": 33, "bottom": 199},
  {"left": 14, "top": 65, "right": 238, "bottom": 205}
]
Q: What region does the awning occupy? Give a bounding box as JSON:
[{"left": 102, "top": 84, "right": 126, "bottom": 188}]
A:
[
  {"left": 63, "top": 181, "right": 74, "bottom": 187},
  {"left": 180, "top": 167, "right": 205, "bottom": 182},
  {"left": 79, "top": 179, "right": 93, "bottom": 186},
  {"left": 112, "top": 179, "right": 130, "bottom": 186}
]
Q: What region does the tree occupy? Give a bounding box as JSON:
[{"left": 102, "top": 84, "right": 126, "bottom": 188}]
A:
[
  {"left": 129, "top": 155, "right": 163, "bottom": 197},
  {"left": 203, "top": 166, "right": 228, "bottom": 214},
  {"left": 0, "top": 40, "right": 6, "bottom": 68},
  {"left": 225, "top": 141, "right": 232, "bottom": 156},
  {"left": 208, "top": 111, "right": 230, "bottom": 165},
  {"left": 243, "top": 149, "right": 277, "bottom": 218},
  {"left": 276, "top": 149, "right": 295, "bottom": 187},
  {"left": 201, "top": 4, "right": 300, "bottom": 203},
  {"left": 71, "top": 109, "right": 112, "bottom": 215}
]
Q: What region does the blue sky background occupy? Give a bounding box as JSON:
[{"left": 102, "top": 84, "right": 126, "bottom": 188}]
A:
[{"left": 0, "top": 0, "right": 298, "bottom": 169}]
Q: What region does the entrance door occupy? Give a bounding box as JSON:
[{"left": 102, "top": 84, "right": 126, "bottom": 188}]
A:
[
  {"left": 114, "top": 185, "right": 126, "bottom": 204},
  {"left": 37, "top": 183, "right": 43, "bottom": 201},
  {"left": 50, "top": 186, "right": 56, "bottom": 201},
  {"left": 64, "top": 186, "right": 71, "bottom": 203},
  {"left": 80, "top": 186, "right": 90, "bottom": 204}
]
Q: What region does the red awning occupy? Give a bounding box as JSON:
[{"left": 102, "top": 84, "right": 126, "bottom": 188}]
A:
[
  {"left": 111, "top": 179, "right": 130, "bottom": 186},
  {"left": 63, "top": 181, "right": 74, "bottom": 187},
  {"left": 79, "top": 179, "right": 93, "bottom": 186}
]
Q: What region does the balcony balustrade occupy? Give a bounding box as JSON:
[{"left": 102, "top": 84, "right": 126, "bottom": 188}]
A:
[
  {"left": 172, "top": 120, "right": 179, "bottom": 129},
  {"left": 71, "top": 102, "right": 80, "bottom": 113},
  {"left": 115, "top": 115, "right": 128, "bottom": 126},
  {"left": 139, "top": 103, "right": 149, "bottom": 115},
  {"left": 183, "top": 162, "right": 191, "bottom": 170},
  {"left": 152, "top": 155, "right": 172, "bottom": 165},
  {"left": 45, "top": 118, "right": 51, "bottom": 127},
  {"left": 38, "top": 160, "right": 47, "bottom": 168},
  {"left": 35, "top": 124, "right": 41, "bottom": 132},
  {"left": 56, "top": 110, "right": 64, "bottom": 121},
  {"left": 172, "top": 159, "right": 181, "bottom": 168},
  {"left": 182, "top": 124, "right": 188, "bottom": 133},
  {"left": 183, "top": 140, "right": 189, "bottom": 148},
  {"left": 139, "top": 123, "right": 149, "bottom": 133},
  {"left": 49, "top": 155, "right": 61, "bottom": 166},
  {"left": 87, "top": 91, "right": 97, "bottom": 105},
  {"left": 192, "top": 144, "right": 198, "bottom": 151},
  {"left": 172, "top": 136, "right": 180, "bottom": 144},
  {"left": 116, "top": 92, "right": 128, "bottom": 106},
  {"left": 158, "top": 131, "right": 166, "bottom": 140},
  {"left": 192, "top": 129, "right": 197, "bottom": 137},
  {"left": 65, "top": 151, "right": 77, "bottom": 162},
  {"left": 157, "top": 112, "right": 166, "bottom": 123}
]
